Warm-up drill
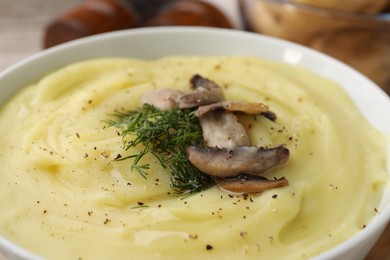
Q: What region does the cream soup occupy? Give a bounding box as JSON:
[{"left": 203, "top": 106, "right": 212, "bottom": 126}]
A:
[{"left": 0, "top": 56, "right": 387, "bottom": 259}]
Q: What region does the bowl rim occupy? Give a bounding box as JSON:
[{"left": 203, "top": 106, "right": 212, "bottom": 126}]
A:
[{"left": 0, "top": 26, "right": 389, "bottom": 260}]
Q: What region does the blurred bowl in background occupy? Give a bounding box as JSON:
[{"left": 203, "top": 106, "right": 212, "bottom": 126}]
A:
[
  {"left": 289, "top": 0, "right": 389, "bottom": 13},
  {"left": 241, "top": 0, "right": 390, "bottom": 94}
]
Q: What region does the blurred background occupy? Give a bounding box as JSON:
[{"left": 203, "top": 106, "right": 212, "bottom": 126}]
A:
[
  {"left": 0, "top": 0, "right": 84, "bottom": 71},
  {"left": 0, "top": 0, "right": 389, "bottom": 258},
  {"left": 1, "top": 0, "right": 389, "bottom": 93}
]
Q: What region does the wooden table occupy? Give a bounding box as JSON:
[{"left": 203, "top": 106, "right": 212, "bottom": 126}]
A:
[
  {"left": 0, "top": 1, "right": 389, "bottom": 259},
  {"left": 0, "top": 0, "right": 85, "bottom": 71}
]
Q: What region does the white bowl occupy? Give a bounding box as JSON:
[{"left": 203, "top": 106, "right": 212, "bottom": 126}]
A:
[{"left": 0, "top": 27, "right": 389, "bottom": 260}]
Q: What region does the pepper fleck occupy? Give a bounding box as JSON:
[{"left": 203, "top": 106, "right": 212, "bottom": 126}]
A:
[
  {"left": 189, "top": 234, "right": 198, "bottom": 239},
  {"left": 206, "top": 244, "right": 213, "bottom": 250}
]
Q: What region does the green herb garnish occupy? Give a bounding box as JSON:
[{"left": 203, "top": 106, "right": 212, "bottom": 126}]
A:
[{"left": 107, "top": 103, "right": 214, "bottom": 195}]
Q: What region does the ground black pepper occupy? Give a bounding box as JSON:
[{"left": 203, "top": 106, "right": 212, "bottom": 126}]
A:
[{"left": 189, "top": 234, "right": 198, "bottom": 239}]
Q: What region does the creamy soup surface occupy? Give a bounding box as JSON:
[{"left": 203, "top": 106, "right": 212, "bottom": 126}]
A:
[{"left": 0, "top": 56, "right": 388, "bottom": 260}]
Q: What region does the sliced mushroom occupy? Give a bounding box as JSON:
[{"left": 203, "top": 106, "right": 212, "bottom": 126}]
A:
[
  {"left": 215, "top": 174, "right": 288, "bottom": 193},
  {"left": 199, "top": 110, "right": 250, "bottom": 149},
  {"left": 187, "top": 145, "right": 290, "bottom": 177},
  {"left": 178, "top": 74, "right": 224, "bottom": 109},
  {"left": 141, "top": 88, "right": 184, "bottom": 111},
  {"left": 197, "top": 100, "right": 269, "bottom": 117}
]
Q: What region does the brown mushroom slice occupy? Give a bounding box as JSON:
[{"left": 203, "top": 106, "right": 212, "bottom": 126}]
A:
[
  {"left": 215, "top": 174, "right": 288, "bottom": 193},
  {"left": 197, "top": 100, "right": 269, "bottom": 116},
  {"left": 178, "top": 74, "right": 224, "bottom": 109},
  {"left": 187, "top": 145, "right": 290, "bottom": 177},
  {"left": 141, "top": 88, "right": 184, "bottom": 111},
  {"left": 199, "top": 110, "right": 250, "bottom": 149},
  {"left": 197, "top": 100, "right": 278, "bottom": 122}
]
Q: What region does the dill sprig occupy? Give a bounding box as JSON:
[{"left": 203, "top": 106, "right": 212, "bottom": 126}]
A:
[{"left": 107, "top": 103, "right": 214, "bottom": 195}]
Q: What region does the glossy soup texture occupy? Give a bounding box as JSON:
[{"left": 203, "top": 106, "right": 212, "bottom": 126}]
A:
[{"left": 0, "top": 56, "right": 387, "bottom": 259}]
